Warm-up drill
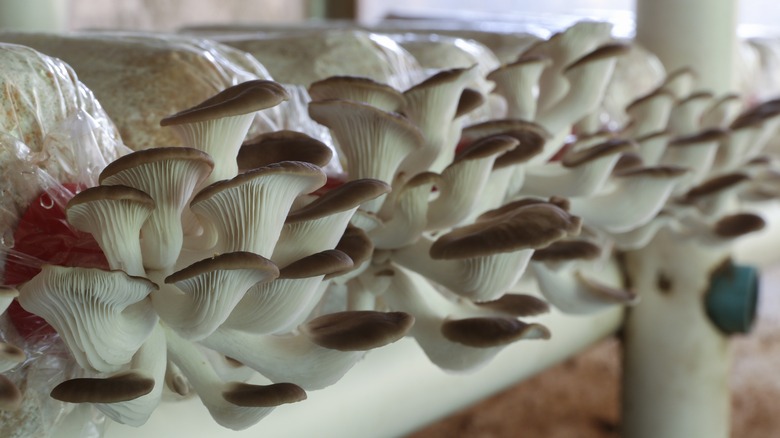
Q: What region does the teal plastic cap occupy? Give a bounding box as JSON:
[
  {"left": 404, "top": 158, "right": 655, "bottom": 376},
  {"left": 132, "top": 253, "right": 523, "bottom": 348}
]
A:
[{"left": 705, "top": 263, "right": 759, "bottom": 335}]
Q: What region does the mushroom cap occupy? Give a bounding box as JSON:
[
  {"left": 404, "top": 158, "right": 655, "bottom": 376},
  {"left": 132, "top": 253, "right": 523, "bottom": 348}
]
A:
[
  {"left": 302, "top": 311, "right": 414, "bottom": 351},
  {"left": 160, "top": 80, "right": 289, "bottom": 126},
  {"left": 563, "top": 43, "right": 631, "bottom": 73},
  {"left": 192, "top": 160, "right": 326, "bottom": 206},
  {"left": 430, "top": 203, "right": 581, "bottom": 259},
  {"left": 681, "top": 173, "right": 749, "bottom": 202},
  {"left": 67, "top": 185, "right": 155, "bottom": 211},
  {"left": 279, "top": 249, "right": 354, "bottom": 279},
  {"left": 237, "top": 130, "right": 334, "bottom": 171},
  {"left": 730, "top": 98, "right": 780, "bottom": 130},
  {"left": 713, "top": 213, "right": 766, "bottom": 238},
  {"left": 99, "top": 147, "right": 215, "bottom": 185},
  {"left": 454, "top": 88, "right": 485, "bottom": 119},
  {"left": 441, "top": 317, "right": 551, "bottom": 347},
  {"left": 561, "top": 139, "right": 637, "bottom": 168},
  {"left": 668, "top": 129, "right": 728, "bottom": 148},
  {"left": 165, "top": 251, "right": 279, "bottom": 284},
  {"left": 308, "top": 76, "right": 404, "bottom": 112},
  {"left": 331, "top": 225, "right": 374, "bottom": 273},
  {"left": 0, "top": 375, "right": 22, "bottom": 411},
  {"left": 50, "top": 372, "right": 155, "bottom": 403},
  {"left": 531, "top": 239, "right": 602, "bottom": 262},
  {"left": 222, "top": 382, "right": 306, "bottom": 408},
  {"left": 474, "top": 294, "right": 550, "bottom": 317},
  {"left": 454, "top": 135, "right": 519, "bottom": 163},
  {"left": 285, "top": 179, "right": 391, "bottom": 223}
]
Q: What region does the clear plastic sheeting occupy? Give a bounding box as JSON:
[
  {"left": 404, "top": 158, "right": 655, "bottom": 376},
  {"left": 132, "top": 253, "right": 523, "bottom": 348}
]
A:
[
  {"left": 195, "top": 29, "right": 426, "bottom": 90},
  {"left": 0, "top": 32, "right": 280, "bottom": 151}
]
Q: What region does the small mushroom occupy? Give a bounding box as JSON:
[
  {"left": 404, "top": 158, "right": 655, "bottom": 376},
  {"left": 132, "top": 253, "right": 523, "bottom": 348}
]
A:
[
  {"left": 382, "top": 265, "right": 549, "bottom": 371},
  {"left": 237, "top": 130, "right": 334, "bottom": 172},
  {"left": 522, "top": 138, "right": 637, "bottom": 198},
  {"left": 161, "top": 80, "right": 290, "bottom": 186},
  {"left": 398, "top": 65, "right": 479, "bottom": 175},
  {"left": 530, "top": 240, "right": 636, "bottom": 314},
  {"left": 99, "top": 147, "right": 214, "bottom": 270},
  {"left": 272, "top": 179, "right": 389, "bottom": 267},
  {"left": 156, "top": 252, "right": 279, "bottom": 340},
  {"left": 661, "top": 129, "right": 727, "bottom": 193},
  {"left": 224, "top": 250, "right": 353, "bottom": 334},
  {"left": 308, "top": 99, "right": 423, "bottom": 211},
  {"left": 535, "top": 44, "right": 630, "bottom": 161},
  {"left": 487, "top": 55, "right": 552, "bottom": 120},
  {"left": 667, "top": 91, "right": 713, "bottom": 136},
  {"left": 308, "top": 76, "right": 404, "bottom": 112},
  {"left": 623, "top": 90, "right": 676, "bottom": 138},
  {"left": 18, "top": 266, "right": 158, "bottom": 373},
  {"left": 370, "top": 172, "right": 441, "bottom": 250},
  {"left": 393, "top": 201, "right": 581, "bottom": 301},
  {"left": 190, "top": 161, "right": 326, "bottom": 257},
  {"left": 66, "top": 185, "right": 155, "bottom": 276},
  {"left": 426, "top": 135, "right": 519, "bottom": 230},
  {"left": 569, "top": 166, "right": 688, "bottom": 233}
]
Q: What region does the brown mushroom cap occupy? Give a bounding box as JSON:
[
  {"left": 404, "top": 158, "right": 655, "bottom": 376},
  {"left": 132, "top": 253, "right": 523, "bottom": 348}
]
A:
[
  {"left": 50, "top": 372, "right": 155, "bottom": 403},
  {"left": 477, "top": 197, "right": 571, "bottom": 222},
  {"left": 405, "top": 66, "right": 475, "bottom": 94},
  {"left": 331, "top": 225, "right": 374, "bottom": 273},
  {"left": 531, "top": 239, "right": 602, "bottom": 262},
  {"left": 730, "top": 98, "right": 780, "bottom": 130},
  {"left": 99, "top": 147, "right": 215, "bottom": 184},
  {"left": 285, "top": 179, "right": 391, "bottom": 223},
  {"left": 561, "top": 139, "right": 637, "bottom": 168},
  {"left": 302, "top": 311, "right": 414, "bottom": 351},
  {"left": 0, "top": 375, "right": 22, "bottom": 410},
  {"left": 713, "top": 213, "right": 766, "bottom": 238},
  {"left": 474, "top": 294, "right": 550, "bottom": 317},
  {"left": 563, "top": 43, "right": 631, "bottom": 73},
  {"left": 576, "top": 272, "right": 638, "bottom": 306},
  {"left": 441, "top": 317, "right": 551, "bottom": 347},
  {"left": 681, "top": 173, "right": 749, "bottom": 202},
  {"left": 454, "top": 88, "right": 485, "bottom": 119},
  {"left": 165, "top": 251, "right": 278, "bottom": 284},
  {"left": 668, "top": 129, "right": 728, "bottom": 147},
  {"left": 454, "top": 135, "right": 519, "bottom": 163},
  {"left": 279, "top": 249, "right": 354, "bottom": 279},
  {"left": 431, "top": 203, "right": 581, "bottom": 259},
  {"left": 67, "top": 185, "right": 155, "bottom": 210},
  {"left": 222, "top": 382, "right": 306, "bottom": 408},
  {"left": 191, "top": 161, "right": 326, "bottom": 206},
  {"left": 308, "top": 76, "right": 404, "bottom": 111},
  {"left": 237, "top": 130, "right": 334, "bottom": 171},
  {"left": 625, "top": 89, "right": 676, "bottom": 113},
  {"left": 160, "top": 80, "right": 289, "bottom": 126}
]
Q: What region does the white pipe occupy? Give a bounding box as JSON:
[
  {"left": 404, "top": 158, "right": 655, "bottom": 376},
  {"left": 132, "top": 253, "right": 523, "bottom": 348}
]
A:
[
  {"left": 621, "top": 228, "right": 731, "bottom": 438},
  {"left": 635, "top": 0, "right": 738, "bottom": 94},
  {"left": 104, "top": 306, "right": 622, "bottom": 438},
  {"left": 0, "top": 0, "right": 68, "bottom": 32}
]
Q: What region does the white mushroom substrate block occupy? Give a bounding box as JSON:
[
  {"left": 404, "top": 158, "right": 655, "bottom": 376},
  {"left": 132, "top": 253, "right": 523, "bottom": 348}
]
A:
[{"left": 104, "top": 304, "right": 622, "bottom": 438}]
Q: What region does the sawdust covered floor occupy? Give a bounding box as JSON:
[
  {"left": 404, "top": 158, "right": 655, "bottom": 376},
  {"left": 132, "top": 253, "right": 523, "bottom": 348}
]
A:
[{"left": 407, "top": 266, "right": 780, "bottom": 438}]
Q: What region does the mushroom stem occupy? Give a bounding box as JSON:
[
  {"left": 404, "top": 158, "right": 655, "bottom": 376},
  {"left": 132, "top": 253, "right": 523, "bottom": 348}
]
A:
[{"left": 391, "top": 236, "right": 533, "bottom": 302}]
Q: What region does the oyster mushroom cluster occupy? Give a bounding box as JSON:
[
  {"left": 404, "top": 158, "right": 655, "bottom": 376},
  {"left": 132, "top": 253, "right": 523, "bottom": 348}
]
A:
[
  {"left": 3, "top": 20, "right": 779, "bottom": 432},
  {"left": 4, "top": 80, "right": 415, "bottom": 430}
]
